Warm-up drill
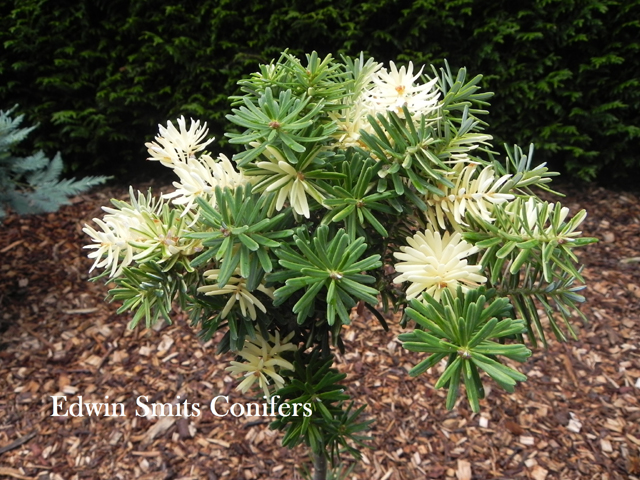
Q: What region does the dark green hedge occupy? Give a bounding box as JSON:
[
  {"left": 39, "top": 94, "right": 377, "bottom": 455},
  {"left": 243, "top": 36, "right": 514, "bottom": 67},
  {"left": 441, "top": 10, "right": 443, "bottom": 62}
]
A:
[{"left": 1, "top": 0, "right": 638, "bottom": 183}]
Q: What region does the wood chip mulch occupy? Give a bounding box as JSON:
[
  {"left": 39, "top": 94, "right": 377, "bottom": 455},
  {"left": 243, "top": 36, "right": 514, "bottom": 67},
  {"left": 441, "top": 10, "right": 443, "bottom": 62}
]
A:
[{"left": 1, "top": 181, "right": 639, "bottom": 480}]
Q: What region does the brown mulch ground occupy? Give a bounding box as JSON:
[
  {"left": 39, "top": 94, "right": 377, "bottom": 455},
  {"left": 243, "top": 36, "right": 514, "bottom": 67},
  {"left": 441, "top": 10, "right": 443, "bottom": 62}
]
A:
[{"left": 1, "top": 180, "right": 639, "bottom": 480}]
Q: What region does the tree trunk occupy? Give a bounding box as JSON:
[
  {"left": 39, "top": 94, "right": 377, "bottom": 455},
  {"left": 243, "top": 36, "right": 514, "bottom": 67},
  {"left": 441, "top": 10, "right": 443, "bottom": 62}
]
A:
[{"left": 313, "top": 452, "right": 328, "bottom": 480}]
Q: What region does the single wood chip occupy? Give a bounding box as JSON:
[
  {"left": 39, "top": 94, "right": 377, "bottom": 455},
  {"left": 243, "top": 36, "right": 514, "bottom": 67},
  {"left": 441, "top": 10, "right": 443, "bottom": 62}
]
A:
[
  {"left": 456, "top": 459, "right": 472, "bottom": 480},
  {"left": 0, "top": 467, "right": 35, "bottom": 480},
  {"left": 530, "top": 465, "right": 549, "bottom": 480},
  {"left": 0, "top": 430, "right": 37, "bottom": 456},
  {"left": 142, "top": 417, "right": 176, "bottom": 446},
  {"left": 0, "top": 239, "right": 25, "bottom": 253},
  {"left": 62, "top": 307, "right": 99, "bottom": 314},
  {"left": 620, "top": 256, "right": 640, "bottom": 263}
]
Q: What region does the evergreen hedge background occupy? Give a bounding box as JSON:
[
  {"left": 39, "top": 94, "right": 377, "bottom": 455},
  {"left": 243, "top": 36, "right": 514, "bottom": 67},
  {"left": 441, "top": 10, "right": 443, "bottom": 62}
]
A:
[{"left": 1, "top": 0, "right": 638, "bottom": 184}]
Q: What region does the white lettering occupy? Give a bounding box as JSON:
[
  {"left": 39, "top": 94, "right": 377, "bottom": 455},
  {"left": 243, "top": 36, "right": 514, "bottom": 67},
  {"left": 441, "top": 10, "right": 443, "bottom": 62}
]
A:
[
  {"left": 230, "top": 403, "right": 244, "bottom": 417},
  {"left": 210, "top": 395, "right": 229, "bottom": 417},
  {"left": 68, "top": 396, "right": 83, "bottom": 417},
  {"left": 278, "top": 403, "right": 291, "bottom": 416},
  {"left": 51, "top": 396, "right": 67, "bottom": 416},
  {"left": 84, "top": 402, "right": 103, "bottom": 416},
  {"left": 151, "top": 402, "right": 175, "bottom": 417},
  {"left": 135, "top": 395, "right": 151, "bottom": 417},
  {"left": 112, "top": 402, "right": 126, "bottom": 416},
  {"left": 269, "top": 395, "right": 280, "bottom": 416},
  {"left": 245, "top": 402, "right": 261, "bottom": 416}
]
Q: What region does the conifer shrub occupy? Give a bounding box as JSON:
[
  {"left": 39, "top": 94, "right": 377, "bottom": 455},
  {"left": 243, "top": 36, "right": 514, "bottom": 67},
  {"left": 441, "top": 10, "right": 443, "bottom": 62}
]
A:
[
  {"left": 0, "top": 106, "right": 108, "bottom": 220},
  {"left": 84, "top": 51, "right": 598, "bottom": 479}
]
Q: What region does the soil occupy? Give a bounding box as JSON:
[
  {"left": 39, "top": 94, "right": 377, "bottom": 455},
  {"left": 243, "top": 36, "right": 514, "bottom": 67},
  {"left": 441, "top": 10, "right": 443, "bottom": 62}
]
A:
[{"left": 1, "top": 180, "right": 639, "bottom": 480}]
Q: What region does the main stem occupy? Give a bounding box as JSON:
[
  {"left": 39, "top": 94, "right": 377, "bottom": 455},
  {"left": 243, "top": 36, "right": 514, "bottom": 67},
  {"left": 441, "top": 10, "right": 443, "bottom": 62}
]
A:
[{"left": 313, "top": 452, "right": 328, "bottom": 480}]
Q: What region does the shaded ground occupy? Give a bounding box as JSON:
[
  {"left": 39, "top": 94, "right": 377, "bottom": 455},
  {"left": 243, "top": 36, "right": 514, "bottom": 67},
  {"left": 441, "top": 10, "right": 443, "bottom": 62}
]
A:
[{"left": 1, "top": 181, "right": 639, "bottom": 480}]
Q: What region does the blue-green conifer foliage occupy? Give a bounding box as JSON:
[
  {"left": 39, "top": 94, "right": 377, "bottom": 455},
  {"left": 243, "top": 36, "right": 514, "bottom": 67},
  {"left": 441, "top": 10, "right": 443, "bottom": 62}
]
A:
[{"left": 0, "top": 106, "right": 108, "bottom": 220}]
